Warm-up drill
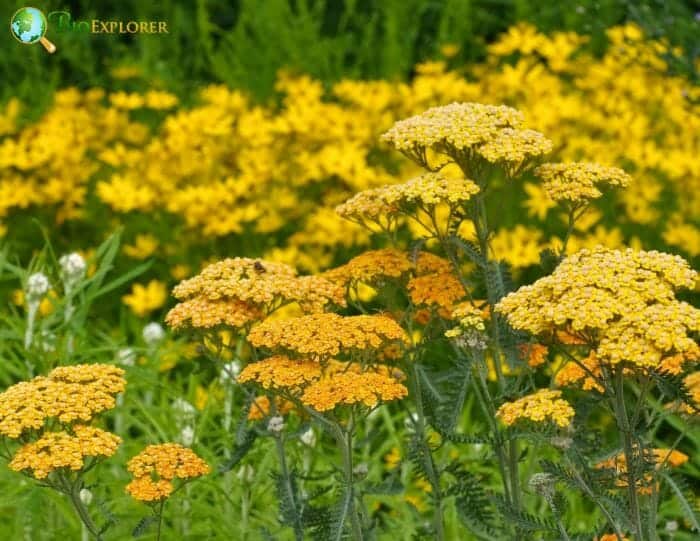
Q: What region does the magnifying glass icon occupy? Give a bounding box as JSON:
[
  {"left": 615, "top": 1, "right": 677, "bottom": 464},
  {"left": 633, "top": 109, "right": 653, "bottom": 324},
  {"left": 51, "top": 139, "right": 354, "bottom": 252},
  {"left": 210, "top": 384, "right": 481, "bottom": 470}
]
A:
[{"left": 10, "top": 7, "right": 57, "bottom": 53}]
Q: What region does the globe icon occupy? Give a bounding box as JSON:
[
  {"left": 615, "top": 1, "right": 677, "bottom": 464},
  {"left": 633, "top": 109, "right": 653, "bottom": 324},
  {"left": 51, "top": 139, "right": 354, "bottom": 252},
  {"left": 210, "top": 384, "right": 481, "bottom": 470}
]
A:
[{"left": 10, "top": 7, "right": 56, "bottom": 53}]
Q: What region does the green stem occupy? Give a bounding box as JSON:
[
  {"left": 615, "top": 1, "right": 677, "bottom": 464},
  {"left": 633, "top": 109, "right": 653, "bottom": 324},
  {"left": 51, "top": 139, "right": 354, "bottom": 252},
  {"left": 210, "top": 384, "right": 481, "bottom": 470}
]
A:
[
  {"left": 274, "top": 435, "right": 304, "bottom": 541},
  {"left": 613, "top": 368, "right": 645, "bottom": 540},
  {"left": 156, "top": 500, "right": 165, "bottom": 541},
  {"left": 68, "top": 486, "right": 101, "bottom": 541},
  {"left": 409, "top": 364, "right": 445, "bottom": 541},
  {"left": 334, "top": 421, "right": 364, "bottom": 541}
]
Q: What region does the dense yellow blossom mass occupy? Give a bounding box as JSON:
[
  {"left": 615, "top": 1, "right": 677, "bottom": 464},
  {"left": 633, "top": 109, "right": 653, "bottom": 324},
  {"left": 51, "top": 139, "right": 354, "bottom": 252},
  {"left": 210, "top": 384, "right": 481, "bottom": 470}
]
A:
[
  {"left": 0, "top": 364, "right": 126, "bottom": 438},
  {"left": 9, "top": 426, "right": 121, "bottom": 479},
  {"left": 497, "top": 389, "right": 575, "bottom": 428},
  {"left": 248, "top": 313, "right": 407, "bottom": 358},
  {"left": 496, "top": 247, "right": 698, "bottom": 368},
  {"left": 126, "top": 443, "right": 209, "bottom": 502}
]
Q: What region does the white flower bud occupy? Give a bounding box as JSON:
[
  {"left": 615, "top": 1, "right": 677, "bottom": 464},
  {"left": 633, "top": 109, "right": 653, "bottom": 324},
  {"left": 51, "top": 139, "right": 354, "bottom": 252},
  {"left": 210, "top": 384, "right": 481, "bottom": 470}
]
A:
[
  {"left": 117, "top": 347, "right": 136, "bottom": 366},
  {"left": 300, "top": 428, "right": 316, "bottom": 447},
  {"left": 665, "top": 521, "right": 678, "bottom": 533},
  {"left": 220, "top": 361, "right": 241, "bottom": 384},
  {"left": 353, "top": 463, "right": 368, "bottom": 479},
  {"left": 142, "top": 322, "right": 165, "bottom": 345},
  {"left": 172, "top": 398, "right": 196, "bottom": 419},
  {"left": 267, "top": 415, "right": 285, "bottom": 434},
  {"left": 404, "top": 412, "right": 419, "bottom": 430},
  {"left": 59, "top": 253, "right": 86, "bottom": 285},
  {"left": 179, "top": 425, "right": 195, "bottom": 447},
  {"left": 236, "top": 464, "right": 255, "bottom": 483},
  {"left": 79, "top": 488, "right": 93, "bottom": 506},
  {"left": 26, "top": 273, "right": 50, "bottom": 300},
  {"left": 529, "top": 472, "right": 555, "bottom": 500}
]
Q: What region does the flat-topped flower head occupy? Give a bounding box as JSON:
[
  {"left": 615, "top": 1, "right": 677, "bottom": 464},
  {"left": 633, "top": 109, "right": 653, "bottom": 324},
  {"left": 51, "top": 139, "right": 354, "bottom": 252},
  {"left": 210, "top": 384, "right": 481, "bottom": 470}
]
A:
[
  {"left": 497, "top": 389, "right": 575, "bottom": 428},
  {"left": 126, "top": 443, "right": 209, "bottom": 502},
  {"left": 248, "top": 313, "right": 408, "bottom": 358},
  {"left": 477, "top": 128, "right": 552, "bottom": 174},
  {"left": 381, "top": 102, "right": 550, "bottom": 174},
  {"left": 381, "top": 102, "right": 524, "bottom": 153},
  {"left": 9, "top": 426, "right": 121, "bottom": 480},
  {"left": 336, "top": 173, "right": 479, "bottom": 228},
  {"left": 323, "top": 249, "right": 413, "bottom": 288},
  {"left": 0, "top": 364, "right": 126, "bottom": 439},
  {"left": 555, "top": 351, "right": 603, "bottom": 392},
  {"left": 535, "top": 162, "right": 632, "bottom": 204},
  {"left": 238, "top": 355, "right": 323, "bottom": 390},
  {"left": 388, "top": 173, "right": 480, "bottom": 208},
  {"left": 170, "top": 257, "right": 344, "bottom": 316},
  {"left": 300, "top": 370, "right": 407, "bottom": 412},
  {"left": 166, "top": 297, "right": 263, "bottom": 330},
  {"left": 323, "top": 249, "right": 452, "bottom": 289},
  {"left": 408, "top": 273, "right": 467, "bottom": 311},
  {"left": 496, "top": 247, "right": 698, "bottom": 368}
]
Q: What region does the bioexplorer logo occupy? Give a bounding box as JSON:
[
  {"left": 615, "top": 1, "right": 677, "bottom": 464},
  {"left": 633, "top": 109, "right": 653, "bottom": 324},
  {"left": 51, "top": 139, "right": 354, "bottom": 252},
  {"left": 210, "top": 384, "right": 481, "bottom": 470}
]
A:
[
  {"left": 10, "top": 7, "right": 56, "bottom": 53},
  {"left": 10, "top": 7, "right": 169, "bottom": 54}
]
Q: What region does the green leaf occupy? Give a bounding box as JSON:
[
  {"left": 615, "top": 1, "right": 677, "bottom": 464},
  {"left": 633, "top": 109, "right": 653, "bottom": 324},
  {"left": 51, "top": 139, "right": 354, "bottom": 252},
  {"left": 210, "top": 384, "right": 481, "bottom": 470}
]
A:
[{"left": 660, "top": 472, "right": 700, "bottom": 532}]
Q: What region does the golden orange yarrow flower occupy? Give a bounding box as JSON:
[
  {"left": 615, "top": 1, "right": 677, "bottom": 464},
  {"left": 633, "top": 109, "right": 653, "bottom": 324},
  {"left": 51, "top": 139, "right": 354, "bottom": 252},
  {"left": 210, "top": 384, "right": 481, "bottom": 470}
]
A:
[
  {"left": 497, "top": 389, "right": 574, "bottom": 428},
  {"left": 248, "top": 313, "right": 407, "bottom": 358},
  {"left": 408, "top": 273, "right": 466, "bottom": 311},
  {"left": 126, "top": 443, "right": 209, "bottom": 502},
  {"left": 9, "top": 426, "right": 121, "bottom": 479}
]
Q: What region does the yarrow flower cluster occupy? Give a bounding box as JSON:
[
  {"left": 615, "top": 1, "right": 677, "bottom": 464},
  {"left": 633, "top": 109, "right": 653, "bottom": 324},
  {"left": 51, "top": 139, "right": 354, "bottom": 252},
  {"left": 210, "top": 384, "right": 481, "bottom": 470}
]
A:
[
  {"left": 497, "top": 389, "right": 575, "bottom": 428},
  {"left": 322, "top": 249, "right": 451, "bottom": 289},
  {"left": 9, "top": 426, "right": 120, "bottom": 479},
  {"left": 0, "top": 364, "right": 126, "bottom": 438},
  {"left": 496, "top": 247, "right": 699, "bottom": 368},
  {"left": 380, "top": 102, "right": 551, "bottom": 174},
  {"left": 336, "top": 173, "right": 480, "bottom": 227},
  {"left": 535, "top": 162, "right": 632, "bottom": 204},
  {"left": 126, "top": 443, "right": 209, "bottom": 502},
  {"left": 407, "top": 272, "right": 466, "bottom": 311},
  {"left": 0, "top": 364, "right": 125, "bottom": 480},
  {"left": 596, "top": 447, "right": 688, "bottom": 494},
  {"left": 247, "top": 313, "right": 407, "bottom": 358},
  {"left": 167, "top": 258, "right": 345, "bottom": 331}
]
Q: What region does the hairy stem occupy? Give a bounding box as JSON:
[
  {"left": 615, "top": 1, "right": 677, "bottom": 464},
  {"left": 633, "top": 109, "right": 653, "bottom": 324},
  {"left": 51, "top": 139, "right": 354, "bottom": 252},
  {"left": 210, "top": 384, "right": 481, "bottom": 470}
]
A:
[
  {"left": 334, "top": 421, "right": 364, "bottom": 541},
  {"left": 274, "top": 434, "right": 304, "bottom": 541},
  {"left": 409, "top": 363, "right": 445, "bottom": 541},
  {"left": 68, "top": 486, "right": 101, "bottom": 541},
  {"left": 613, "top": 368, "right": 645, "bottom": 540},
  {"left": 156, "top": 499, "right": 165, "bottom": 541}
]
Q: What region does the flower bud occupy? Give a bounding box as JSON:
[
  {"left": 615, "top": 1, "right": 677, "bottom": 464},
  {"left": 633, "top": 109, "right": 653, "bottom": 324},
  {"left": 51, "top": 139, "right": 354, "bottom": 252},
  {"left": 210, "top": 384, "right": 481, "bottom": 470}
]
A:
[
  {"left": 220, "top": 361, "right": 242, "bottom": 384},
  {"left": 142, "top": 322, "right": 165, "bottom": 345},
  {"left": 79, "top": 488, "right": 93, "bottom": 506},
  {"left": 353, "top": 463, "right": 368, "bottom": 479},
  {"left": 179, "top": 425, "right": 195, "bottom": 447},
  {"left": 267, "top": 415, "right": 285, "bottom": 434},
  {"left": 528, "top": 472, "right": 555, "bottom": 500},
  {"left": 300, "top": 428, "right": 316, "bottom": 447},
  {"left": 26, "top": 272, "right": 50, "bottom": 301},
  {"left": 117, "top": 347, "right": 137, "bottom": 366},
  {"left": 59, "top": 252, "right": 86, "bottom": 286},
  {"left": 236, "top": 464, "right": 255, "bottom": 483}
]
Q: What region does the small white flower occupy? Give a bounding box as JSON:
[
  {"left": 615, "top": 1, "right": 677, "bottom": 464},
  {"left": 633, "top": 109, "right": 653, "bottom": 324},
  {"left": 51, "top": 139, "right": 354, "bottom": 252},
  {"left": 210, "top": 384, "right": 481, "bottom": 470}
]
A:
[
  {"left": 79, "top": 488, "right": 93, "bottom": 506},
  {"left": 300, "top": 428, "right": 316, "bottom": 447},
  {"left": 267, "top": 415, "right": 285, "bottom": 434},
  {"left": 220, "top": 361, "right": 242, "bottom": 383},
  {"left": 404, "top": 412, "right": 419, "bottom": 430},
  {"left": 179, "top": 425, "right": 195, "bottom": 447},
  {"left": 26, "top": 273, "right": 50, "bottom": 300},
  {"left": 236, "top": 464, "right": 255, "bottom": 483},
  {"left": 353, "top": 463, "right": 368, "bottom": 478},
  {"left": 117, "top": 347, "right": 137, "bottom": 366},
  {"left": 172, "top": 397, "right": 196, "bottom": 419},
  {"left": 142, "top": 322, "right": 165, "bottom": 345},
  {"left": 59, "top": 253, "right": 86, "bottom": 285},
  {"left": 665, "top": 521, "right": 678, "bottom": 533}
]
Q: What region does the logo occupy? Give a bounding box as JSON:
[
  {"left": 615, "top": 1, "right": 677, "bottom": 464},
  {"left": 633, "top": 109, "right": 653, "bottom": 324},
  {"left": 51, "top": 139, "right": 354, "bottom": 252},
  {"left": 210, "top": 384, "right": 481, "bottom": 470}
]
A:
[
  {"left": 10, "top": 7, "right": 56, "bottom": 53},
  {"left": 10, "top": 7, "right": 169, "bottom": 54}
]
